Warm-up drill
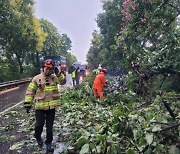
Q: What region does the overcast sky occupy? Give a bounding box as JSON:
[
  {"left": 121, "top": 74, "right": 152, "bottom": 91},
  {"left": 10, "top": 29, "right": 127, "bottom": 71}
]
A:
[{"left": 34, "top": 0, "right": 102, "bottom": 63}]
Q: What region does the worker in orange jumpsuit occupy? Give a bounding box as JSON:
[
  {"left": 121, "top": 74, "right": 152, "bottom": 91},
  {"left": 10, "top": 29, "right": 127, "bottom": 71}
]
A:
[{"left": 93, "top": 68, "right": 107, "bottom": 99}]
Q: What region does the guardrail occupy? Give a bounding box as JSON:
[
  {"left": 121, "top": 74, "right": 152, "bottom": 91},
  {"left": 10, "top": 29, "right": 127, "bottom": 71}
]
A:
[{"left": 0, "top": 78, "right": 32, "bottom": 90}]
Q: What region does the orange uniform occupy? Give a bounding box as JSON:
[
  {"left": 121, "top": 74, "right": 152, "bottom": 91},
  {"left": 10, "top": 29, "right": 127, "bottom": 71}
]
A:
[{"left": 93, "top": 72, "right": 106, "bottom": 99}]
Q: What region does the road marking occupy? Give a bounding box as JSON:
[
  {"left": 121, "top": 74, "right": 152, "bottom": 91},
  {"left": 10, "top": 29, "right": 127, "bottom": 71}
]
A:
[
  {"left": 0, "top": 87, "right": 19, "bottom": 95},
  {"left": 0, "top": 101, "right": 24, "bottom": 116}
]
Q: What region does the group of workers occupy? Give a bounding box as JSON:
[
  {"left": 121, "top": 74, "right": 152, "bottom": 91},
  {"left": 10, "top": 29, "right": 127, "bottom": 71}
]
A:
[{"left": 24, "top": 59, "right": 107, "bottom": 153}]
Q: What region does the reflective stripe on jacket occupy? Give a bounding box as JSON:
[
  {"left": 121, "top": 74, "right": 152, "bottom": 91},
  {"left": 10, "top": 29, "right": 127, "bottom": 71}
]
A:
[
  {"left": 24, "top": 72, "right": 64, "bottom": 110},
  {"left": 93, "top": 72, "right": 106, "bottom": 89}
]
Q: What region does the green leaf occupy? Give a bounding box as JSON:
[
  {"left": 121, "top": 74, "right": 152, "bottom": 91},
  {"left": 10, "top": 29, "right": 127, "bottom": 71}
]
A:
[
  {"left": 153, "top": 144, "right": 165, "bottom": 153},
  {"left": 169, "top": 145, "right": 180, "bottom": 154},
  {"left": 152, "top": 125, "right": 161, "bottom": 132},
  {"left": 76, "top": 137, "right": 88, "bottom": 149},
  {"left": 144, "top": 148, "right": 152, "bottom": 154},
  {"left": 97, "top": 134, "right": 107, "bottom": 141},
  {"left": 154, "top": 95, "right": 162, "bottom": 104},
  {"left": 96, "top": 145, "right": 101, "bottom": 153},
  {"left": 133, "top": 129, "right": 138, "bottom": 141},
  {"left": 139, "top": 137, "right": 146, "bottom": 146},
  {"left": 107, "top": 136, "right": 115, "bottom": 143},
  {"left": 145, "top": 133, "right": 153, "bottom": 145},
  {"left": 126, "top": 148, "right": 135, "bottom": 154},
  {"left": 89, "top": 143, "right": 95, "bottom": 151},
  {"left": 80, "top": 144, "right": 89, "bottom": 154}
]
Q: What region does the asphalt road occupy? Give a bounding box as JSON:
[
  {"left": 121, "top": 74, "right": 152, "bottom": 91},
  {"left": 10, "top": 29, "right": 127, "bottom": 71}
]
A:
[
  {"left": 0, "top": 84, "right": 28, "bottom": 113},
  {"left": 59, "top": 73, "right": 73, "bottom": 91}
]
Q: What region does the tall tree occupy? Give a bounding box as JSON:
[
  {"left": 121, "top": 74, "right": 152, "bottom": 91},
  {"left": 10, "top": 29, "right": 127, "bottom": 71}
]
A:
[
  {"left": 96, "top": 0, "right": 125, "bottom": 68},
  {"left": 87, "top": 30, "right": 104, "bottom": 69},
  {"left": 60, "top": 33, "right": 72, "bottom": 53},
  {"left": 39, "top": 19, "right": 74, "bottom": 68},
  {"left": 0, "top": 0, "right": 46, "bottom": 74},
  {"left": 40, "top": 19, "right": 62, "bottom": 56},
  {"left": 65, "top": 52, "right": 77, "bottom": 67}
]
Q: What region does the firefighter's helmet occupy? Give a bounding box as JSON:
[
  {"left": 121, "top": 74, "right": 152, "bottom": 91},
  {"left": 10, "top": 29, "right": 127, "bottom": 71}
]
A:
[{"left": 43, "top": 59, "right": 55, "bottom": 68}]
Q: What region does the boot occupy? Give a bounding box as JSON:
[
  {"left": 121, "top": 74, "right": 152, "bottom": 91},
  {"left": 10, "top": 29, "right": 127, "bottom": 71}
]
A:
[
  {"left": 46, "top": 143, "right": 54, "bottom": 153},
  {"left": 34, "top": 134, "right": 43, "bottom": 148},
  {"left": 37, "top": 140, "right": 43, "bottom": 148},
  {"left": 36, "top": 138, "right": 43, "bottom": 148}
]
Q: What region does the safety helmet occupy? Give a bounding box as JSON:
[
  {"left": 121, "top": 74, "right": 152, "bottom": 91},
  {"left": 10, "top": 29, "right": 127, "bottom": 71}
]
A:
[
  {"left": 102, "top": 68, "right": 107, "bottom": 73},
  {"left": 98, "top": 66, "right": 102, "bottom": 70},
  {"left": 43, "top": 59, "right": 55, "bottom": 68},
  {"left": 60, "top": 64, "right": 67, "bottom": 69}
]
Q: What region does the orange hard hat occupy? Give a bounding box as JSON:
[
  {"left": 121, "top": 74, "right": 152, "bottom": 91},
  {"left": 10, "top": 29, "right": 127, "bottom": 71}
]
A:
[
  {"left": 43, "top": 59, "right": 55, "bottom": 68},
  {"left": 60, "top": 64, "right": 67, "bottom": 69}
]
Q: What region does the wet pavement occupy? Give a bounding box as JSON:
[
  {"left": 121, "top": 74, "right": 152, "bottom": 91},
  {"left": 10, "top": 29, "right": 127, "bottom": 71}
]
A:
[
  {"left": 59, "top": 73, "right": 73, "bottom": 91},
  {"left": 0, "top": 84, "right": 28, "bottom": 113}
]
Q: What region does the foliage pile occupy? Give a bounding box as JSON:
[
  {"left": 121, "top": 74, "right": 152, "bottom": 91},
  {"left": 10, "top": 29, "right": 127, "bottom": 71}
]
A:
[
  {"left": 0, "top": 75, "right": 179, "bottom": 153},
  {"left": 57, "top": 78, "right": 180, "bottom": 154}
]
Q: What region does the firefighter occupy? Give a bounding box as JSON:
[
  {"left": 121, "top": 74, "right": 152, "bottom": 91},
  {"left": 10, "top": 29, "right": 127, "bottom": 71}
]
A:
[
  {"left": 60, "top": 64, "right": 67, "bottom": 77},
  {"left": 24, "top": 59, "right": 65, "bottom": 153},
  {"left": 93, "top": 68, "right": 107, "bottom": 100}
]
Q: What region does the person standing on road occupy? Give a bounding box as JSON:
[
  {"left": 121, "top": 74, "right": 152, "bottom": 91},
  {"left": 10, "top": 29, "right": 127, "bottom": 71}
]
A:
[
  {"left": 75, "top": 67, "right": 80, "bottom": 86},
  {"left": 93, "top": 68, "right": 107, "bottom": 100},
  {"left": 24, "top": 59, "right": 65, "bottom": 153},
  {"left": 71, "top": 69, "right": 76, "bottom": 86}
]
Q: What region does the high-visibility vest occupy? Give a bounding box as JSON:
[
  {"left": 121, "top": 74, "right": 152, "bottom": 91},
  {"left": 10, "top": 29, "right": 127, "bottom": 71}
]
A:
[{"left": 72, "top": 70, "right": 76, "bottom": 79}]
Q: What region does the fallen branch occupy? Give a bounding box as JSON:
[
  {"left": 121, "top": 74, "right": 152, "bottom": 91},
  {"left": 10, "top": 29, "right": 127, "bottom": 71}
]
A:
[
  {"left": 150, "top": 121, "right": 172, "bottom": 125},
  {"left": 162, "top": 100, "right": 176, "bottom": 120},
  {"left": 151, "top": 123, "right": 180, "bottom": 133}
]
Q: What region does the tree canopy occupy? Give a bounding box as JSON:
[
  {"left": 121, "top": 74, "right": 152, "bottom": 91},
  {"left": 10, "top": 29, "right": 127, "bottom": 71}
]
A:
[
  {"left": 0, "top": 0, "right": 46, "bottom": 76},
  {"left": 87, "top": 0, "right": 180, "bottom": 91},
  {"left": 0, "top": 0, "right": 75, "bottom": 81}
]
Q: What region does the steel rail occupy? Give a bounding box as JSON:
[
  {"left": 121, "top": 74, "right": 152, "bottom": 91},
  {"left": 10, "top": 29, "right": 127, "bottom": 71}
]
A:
[{"left": 0, "top": 78, "right": 32, "bottom": 89}]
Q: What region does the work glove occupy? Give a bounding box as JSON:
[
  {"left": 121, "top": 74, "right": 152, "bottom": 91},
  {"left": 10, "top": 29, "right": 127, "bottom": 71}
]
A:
[
  {"left": 24, "top": 106, "right": 31, "bottom": 114},
  {"left": 54, "top": 67, "right": 59, "bottom": 75}
]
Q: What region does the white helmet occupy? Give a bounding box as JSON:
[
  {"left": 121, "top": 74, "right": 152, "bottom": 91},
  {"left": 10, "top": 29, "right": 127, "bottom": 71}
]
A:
[{"left": 98, "top": 66, "right": 102, "bottom": 70}]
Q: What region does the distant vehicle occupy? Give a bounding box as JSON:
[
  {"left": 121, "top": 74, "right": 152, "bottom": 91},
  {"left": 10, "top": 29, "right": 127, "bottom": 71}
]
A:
[
  {"left": 72, "top": 62, "right": 81, "bottom": 69},
  {"left": 68, "top": 62, "right": 89, "bottom": 81},
  {"left": 78, "top": 64, "right": 89, "bottom": 81}
]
